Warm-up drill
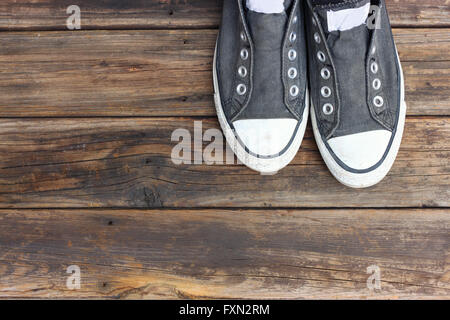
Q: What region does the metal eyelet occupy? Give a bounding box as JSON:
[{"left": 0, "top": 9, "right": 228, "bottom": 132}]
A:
[
  {"left": 288, "top": 49, "right": 297, "bottom": 61},
  {"left": 371, "top": 61, "right": 378, "bottom": 74},
  {"left": 317, "top": 51, "right": 326, "bottom": 62},
  {"left": 289, "top": 32, "right": 297, "bottom": 43},
  {"left": 373, "top": 96, "right": 384, "bottom": 107},
  {"left": 314, "top": 32, "right": 321, "bottom": 44},
  {"left": 320, "top": 67, "right": 331, "bottom": 80},
  {"left": 238, "top": 66, "right": 247, "bottom": 78},
  {"left": 240, "top": 48, "right": 249, "bottom": 60},
  {"left": 323, "top": 103, "right": 334, "bottom": 115},
  {"left": 240, "top": 31, "right": 247, "bottom": 42},
  {"left": 373, "top": 78, "right": 381, "bottom": 90},
  {"left": 321, "top": 86, "right": 332, "bottom": 98},
  {"left": 290, "top": 85, "right": 299, "bottom": 97},
  {"left": 292, "top": 16, "right": 298, "bottom": 24},
  {"left": 288, "top": 67, "right": 298, "bottom": 79},
  {"left": 237, "top": 84, "right": 247, "bottom": 96}
]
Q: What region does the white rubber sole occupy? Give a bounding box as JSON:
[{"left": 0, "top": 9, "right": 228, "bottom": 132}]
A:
[
  {"left": 311, "top": 50, "right": 407, "bottom": 188},
  {"left": 213, "top": 45, "right": 309, "bottom": 174}
]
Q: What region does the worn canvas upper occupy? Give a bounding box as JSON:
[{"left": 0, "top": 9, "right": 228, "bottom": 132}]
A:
[
  {"left": 306, "top": 0, "right": 401, "bottom": 139},
  {"left": 304, "top": 0, "right": 404, "bottom": 174},
  {"left": 216, "top": 0, "right": 307, "bottom": 123}
]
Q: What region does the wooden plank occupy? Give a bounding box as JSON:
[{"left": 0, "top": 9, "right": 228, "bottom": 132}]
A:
[
  {"left": 0, "top": 208, "right": 448, "bottom": 299},
  {"left": 0, "top": 0, "right": 222, "bottom": 31},
  {"left": 0, "top": 0, "right": 448, "bottom": 31},
  {"left": 0, "top": 29, "right": 448, "bottom": 117},
  {"left": 0, "top": 117, "right": 448, "bottom": 208}
]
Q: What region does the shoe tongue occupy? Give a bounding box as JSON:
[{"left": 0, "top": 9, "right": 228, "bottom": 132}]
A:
[
  {"left": 247, "top": 11, "right": 287, "bottom": 50},
  {"left": 312, "top": 0, "right": 370, "bottom": 33},
  {"left": 241, "top": 10, "right": 291, "bottom": 120}
]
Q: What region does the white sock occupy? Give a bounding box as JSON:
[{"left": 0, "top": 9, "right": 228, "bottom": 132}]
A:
[
  {"left": 326, "top": 2, "right": 371, "bottom": 32},
  {"left": 246, "top": 0, "right": 286, "bottom": 14}
]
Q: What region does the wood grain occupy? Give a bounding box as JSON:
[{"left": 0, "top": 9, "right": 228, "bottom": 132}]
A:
[
  {"left": 0, "top": 0, "right": 448, "bottom": 301},
  {"left": 0, "top": 29, "right": 448, "bottom": 117},
  {"left": 0, "top": 117, "right": 448, "bottom": 208},
  {"left": 0, "top": 0, "right": 448, "bottom": 31},
  {"left": 0, "top": 208, "right": 448, "bottom": 299}
]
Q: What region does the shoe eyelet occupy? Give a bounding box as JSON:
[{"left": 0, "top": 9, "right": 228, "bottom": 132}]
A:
[
  {"left": 237, "top": 84, "right": 247, "bottom": 96},
  {"left": 320, "top": 67, "right": 331, "bottom": 80},
  {"left": 323, "top": 103, "right": 334, "bottom": 115},
  {"left": 317, "top": 51, "right": 326, "bottom": 62},
  {"left": 292, "top": 16, "right": 298, "bottom": 24},
  {"left": 290, "top": 85, "right": 299, "bottom": 97},
  {"left": 288, "top": 49, "right": 297, "bottom": 61},
  {"left": 373, "top": 96, "right": 384, "bottom": 107},
  {"left": 240, "top": 31, "right": 247, "bottom": 42},
  {"left": 371, "top": 61, "right": 378, "bottom": 74},
  {"left": 314, "top": 32, "right": 321, "bottom": 44},
  {"left": 238, "top": 66, "right": 247, "bottom": 78},
  {"left": 373, "top": 78, "right": 381, "bottom": 90},
  {"left": 321, "top": 86, "right": 332, "bottom": 98},
  {"left": 240, "top": 48, "right": 249, "bottom": 60},
  {"left": 289, "top": 32, "right": 297, "bottom": 43},
  {"left": 288, "top": 67, "right": 298, "bottom": 79}
]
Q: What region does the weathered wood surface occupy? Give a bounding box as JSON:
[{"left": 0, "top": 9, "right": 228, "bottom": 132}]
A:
[
  {"left": 0, "top": 117, "right": 448, "bottom": 208},
  {"left": 0, "top": 29, "right": 448, "bottom": 117},
  {"left": 0, "top": 208, "right": 448, "bottom": 299},
  {"left": 0, "top": 0, "right": 448, "bottom": 301},
  {"left": 0, "top": 0, "right": 449, "bottom": 31}
]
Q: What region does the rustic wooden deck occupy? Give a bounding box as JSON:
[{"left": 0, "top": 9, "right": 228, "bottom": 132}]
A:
[{"left": 0, "top": 0, "right": 448, "bottom": 299}]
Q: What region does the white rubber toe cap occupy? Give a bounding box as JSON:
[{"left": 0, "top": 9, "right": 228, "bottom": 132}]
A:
[
  {"left": 328, "top": 130, "right": 392, "bottom": 170},
  {"left": 233, "top": 119, "right": 298, "bottom": 157}
]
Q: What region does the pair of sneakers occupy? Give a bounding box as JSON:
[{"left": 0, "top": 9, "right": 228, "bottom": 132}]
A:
[{"left": 213, "top": 0, "right": 406, "bottom": 188}]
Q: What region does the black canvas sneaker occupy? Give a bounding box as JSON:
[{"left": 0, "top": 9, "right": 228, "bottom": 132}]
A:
[
  {"left": 305, "top": 0, "right": 407, "bottom": 188},
  {"left": 213, "top": 0, "right": 309, "bottom": 173}
]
